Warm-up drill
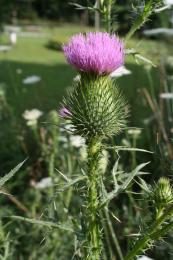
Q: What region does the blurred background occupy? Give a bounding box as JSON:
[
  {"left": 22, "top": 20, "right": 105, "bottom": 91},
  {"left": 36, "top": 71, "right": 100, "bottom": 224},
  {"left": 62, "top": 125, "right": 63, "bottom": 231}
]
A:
[{"left": 0, "top": 0, "right": 173, "bottom": 259}]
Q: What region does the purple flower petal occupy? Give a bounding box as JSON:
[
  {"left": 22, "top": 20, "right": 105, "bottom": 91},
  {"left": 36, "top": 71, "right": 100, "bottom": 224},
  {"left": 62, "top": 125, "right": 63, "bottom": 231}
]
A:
[
  {"left": 59, "top": 107, "right": 72, "bottom": 118},
  {"left": 63, "top": 32, "right": 124, "bottom": 75}
]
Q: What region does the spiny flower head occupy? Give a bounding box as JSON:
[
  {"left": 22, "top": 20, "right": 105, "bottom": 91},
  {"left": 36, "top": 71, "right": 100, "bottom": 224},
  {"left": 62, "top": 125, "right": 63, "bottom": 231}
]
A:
[
  {"left": 63, "top": 75, "right": 127, "bottom": 141},
  {"left": 151, "top": 177, "right": 173, "bottom": 209},
  {"left": 63, "top": 32, "right": 124, "bottom": 75}
]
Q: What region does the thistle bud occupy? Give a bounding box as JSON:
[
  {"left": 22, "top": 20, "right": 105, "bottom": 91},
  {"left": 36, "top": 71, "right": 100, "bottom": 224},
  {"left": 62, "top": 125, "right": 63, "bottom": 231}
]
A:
[
  {"left": 151, "top": 177, "right": 173, "bottom": 217},
  {"left": 63, "top": 74, "right": 127, "bottom": 141}
]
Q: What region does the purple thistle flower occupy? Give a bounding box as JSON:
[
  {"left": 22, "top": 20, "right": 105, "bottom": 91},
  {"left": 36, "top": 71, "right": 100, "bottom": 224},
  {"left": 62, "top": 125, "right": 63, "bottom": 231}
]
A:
[
  {"left": 59, "top": 107, "right": 72, "bottom": 118},
  {"left": 63, "top": 32, "right": 124, "bottom": 75}
]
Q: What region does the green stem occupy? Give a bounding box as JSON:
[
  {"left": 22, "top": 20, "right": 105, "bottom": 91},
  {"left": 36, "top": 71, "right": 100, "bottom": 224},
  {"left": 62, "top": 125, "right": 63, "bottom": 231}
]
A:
[
  {"left": 101, "top": 211, "right": 113, "bottom": 259},
  {"left": 105, "top": 0, "right": 112, "bottom": 33},
  {"left": 86, "top": 138, "right": 102, "bottom": 260},
  {"left": 104, "top": 208, "right": 124, "bottom": 260},
  {"left": 125, "top": 204, "right": 173, "bottom": 260},
  {"left": 132, "top": 137, "right": 137, "bottom": 169}
]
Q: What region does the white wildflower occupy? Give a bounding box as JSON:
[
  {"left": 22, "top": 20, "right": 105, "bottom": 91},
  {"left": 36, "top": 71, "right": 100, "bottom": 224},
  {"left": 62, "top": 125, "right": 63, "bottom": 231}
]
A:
[
  {"left": 160, "top": 93, "right": 173, "bottom": 99},
  {"left": 110, "top": 66, "right": 131, "bottom": 78},
  {"left": 23, "top": 109, "right": 43, "bottom": 121},
  {"left": 22, "top": 75, "right": 41, "bottom": 85},
  {"left": 35, "top": 177, "right": 53, "bottom": 189},
  {"left": 137, "top": 256, "right": 153, "bottom": 260},
  {"left": 23, "top": 109, "right": 43, "bottom": 126},
  {"left": 127, "top": 128, "right": 142, "bottom": 136}
]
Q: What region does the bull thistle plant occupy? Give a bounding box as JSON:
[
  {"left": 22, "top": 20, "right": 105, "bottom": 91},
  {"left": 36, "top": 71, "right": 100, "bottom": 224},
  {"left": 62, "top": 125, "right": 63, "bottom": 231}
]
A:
[
  {"left": 58, "top": 1, "right": 173, "bottom": 259},
  {"left": 7, "top": 1, "right": 173, "bottom": 259},
  {"left": 60, "top": 32, "right": 127, "bottom": 259}
]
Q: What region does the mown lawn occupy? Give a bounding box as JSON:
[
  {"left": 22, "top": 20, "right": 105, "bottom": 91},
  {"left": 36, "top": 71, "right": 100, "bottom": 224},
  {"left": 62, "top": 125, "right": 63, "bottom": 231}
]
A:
[{"left": 0, "top": 25, "right": 171, "bottom": 116}]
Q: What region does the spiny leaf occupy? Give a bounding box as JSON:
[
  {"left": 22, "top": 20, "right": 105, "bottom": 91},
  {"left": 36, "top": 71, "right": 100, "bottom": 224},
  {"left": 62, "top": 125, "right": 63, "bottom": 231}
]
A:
[
  {"left": 0, "top": 159, "right": 27, "bottom": 188},
  {"left": 125, "top": 0, "right": 164, "bottom": 42},
  {"left": 10, "top": 216, "right": 74, "bottom": 232},
  {"left": 100, "top": 162, "right": 150, "bottom": 208},
  {"left": 108, "top": 145, "right": 153, "bottom": 153},
  {"left": 121, "top": 162, "right": 150, "bottom": 190},
  {"left": 56, "top": 175, "right": 87, "bottom": 192},
  {"left": 135, "top": 54, "right": 156, "bottom": 67},
  {"left": 135, "top": 177, "right": 151, "bottom": 192}
]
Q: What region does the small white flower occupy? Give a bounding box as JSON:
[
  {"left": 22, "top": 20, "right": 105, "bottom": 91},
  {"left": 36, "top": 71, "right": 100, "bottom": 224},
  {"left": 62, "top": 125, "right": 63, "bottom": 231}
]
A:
[
  {"left": 160, "top": 93, "right": 173, "bottom": 99},
  {"left": 35, "top": 177, "right": 53, "bottom": 189},
  {"left": 137, "top": 256, "right": 153, "bottom": 260},
  {"left": 23, "top": 109, "right": 43, "bottom": 122},
  {"left": 22, "top": 75, "right": 41, "bottom": 85},
  {"left": 0, "top": 46, "right": 12, "bottom": 52},
  {"left": 127, "top": 129, "right": 142, "bottom": 136},
  {"left": 70, "top": 135, "right": 85, "bottom": 148},
  {"left": 110, "top": 66, "right": 131, "bottom": 78}
]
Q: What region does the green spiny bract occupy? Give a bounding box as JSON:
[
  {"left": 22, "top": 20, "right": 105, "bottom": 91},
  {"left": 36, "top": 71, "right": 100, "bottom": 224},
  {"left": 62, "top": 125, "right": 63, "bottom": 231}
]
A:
[
  {"left": 64, "top": 73, "right": 127, "bottom": 142},
  {"left": 151, "top": 177, "right": 173, "bottom": 218}
]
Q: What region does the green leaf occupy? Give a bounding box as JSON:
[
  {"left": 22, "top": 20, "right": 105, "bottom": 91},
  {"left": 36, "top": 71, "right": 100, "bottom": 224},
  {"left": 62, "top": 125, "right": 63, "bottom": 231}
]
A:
[
  {"left": 100, "top": 162, "right": 150, "bottom": 208},
  {"left": 56, "top": 175, "right": 87, "bottom": 192},
  {"left": 112, "top": 158, "right": 120, "bottom": 189},
  {"left": 135, "top": 54, "right": 156, "bottom": 67},
  {"left": 125, "top": 0, "right": 163, "bottom": 42},
  {"left": 135, "top": 177, "right": 151, "bottom": 192},
  {"left": 0, "top": 159, "right": 27, "bottom": 188},
  {"left": 108, "top": 146, "right": 153, "bottom": 153},
  {"left": 121, "top": 162, "right": 150, "bottom": 190},
  {"left": 10, "top": 216, "right": 74, "bottom": 232}
]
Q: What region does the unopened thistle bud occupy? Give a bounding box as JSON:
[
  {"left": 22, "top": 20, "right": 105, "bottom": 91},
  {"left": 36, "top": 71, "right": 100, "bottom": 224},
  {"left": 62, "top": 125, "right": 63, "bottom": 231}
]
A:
[{"left": 151, "top": 177, "right": 173, "bottom": 218}]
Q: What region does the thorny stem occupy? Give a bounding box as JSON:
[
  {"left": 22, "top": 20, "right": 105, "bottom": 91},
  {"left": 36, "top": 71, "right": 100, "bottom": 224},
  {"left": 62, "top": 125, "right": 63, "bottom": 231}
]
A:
[
  {"left": 86, "top": 138, "right": 102, "bottom": 260},
  {"left": 105, "top": 0, "right": 112, "bottom": 33},
  {"left": 124, "top": 204, "right": 173, "bottom": 260}
]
